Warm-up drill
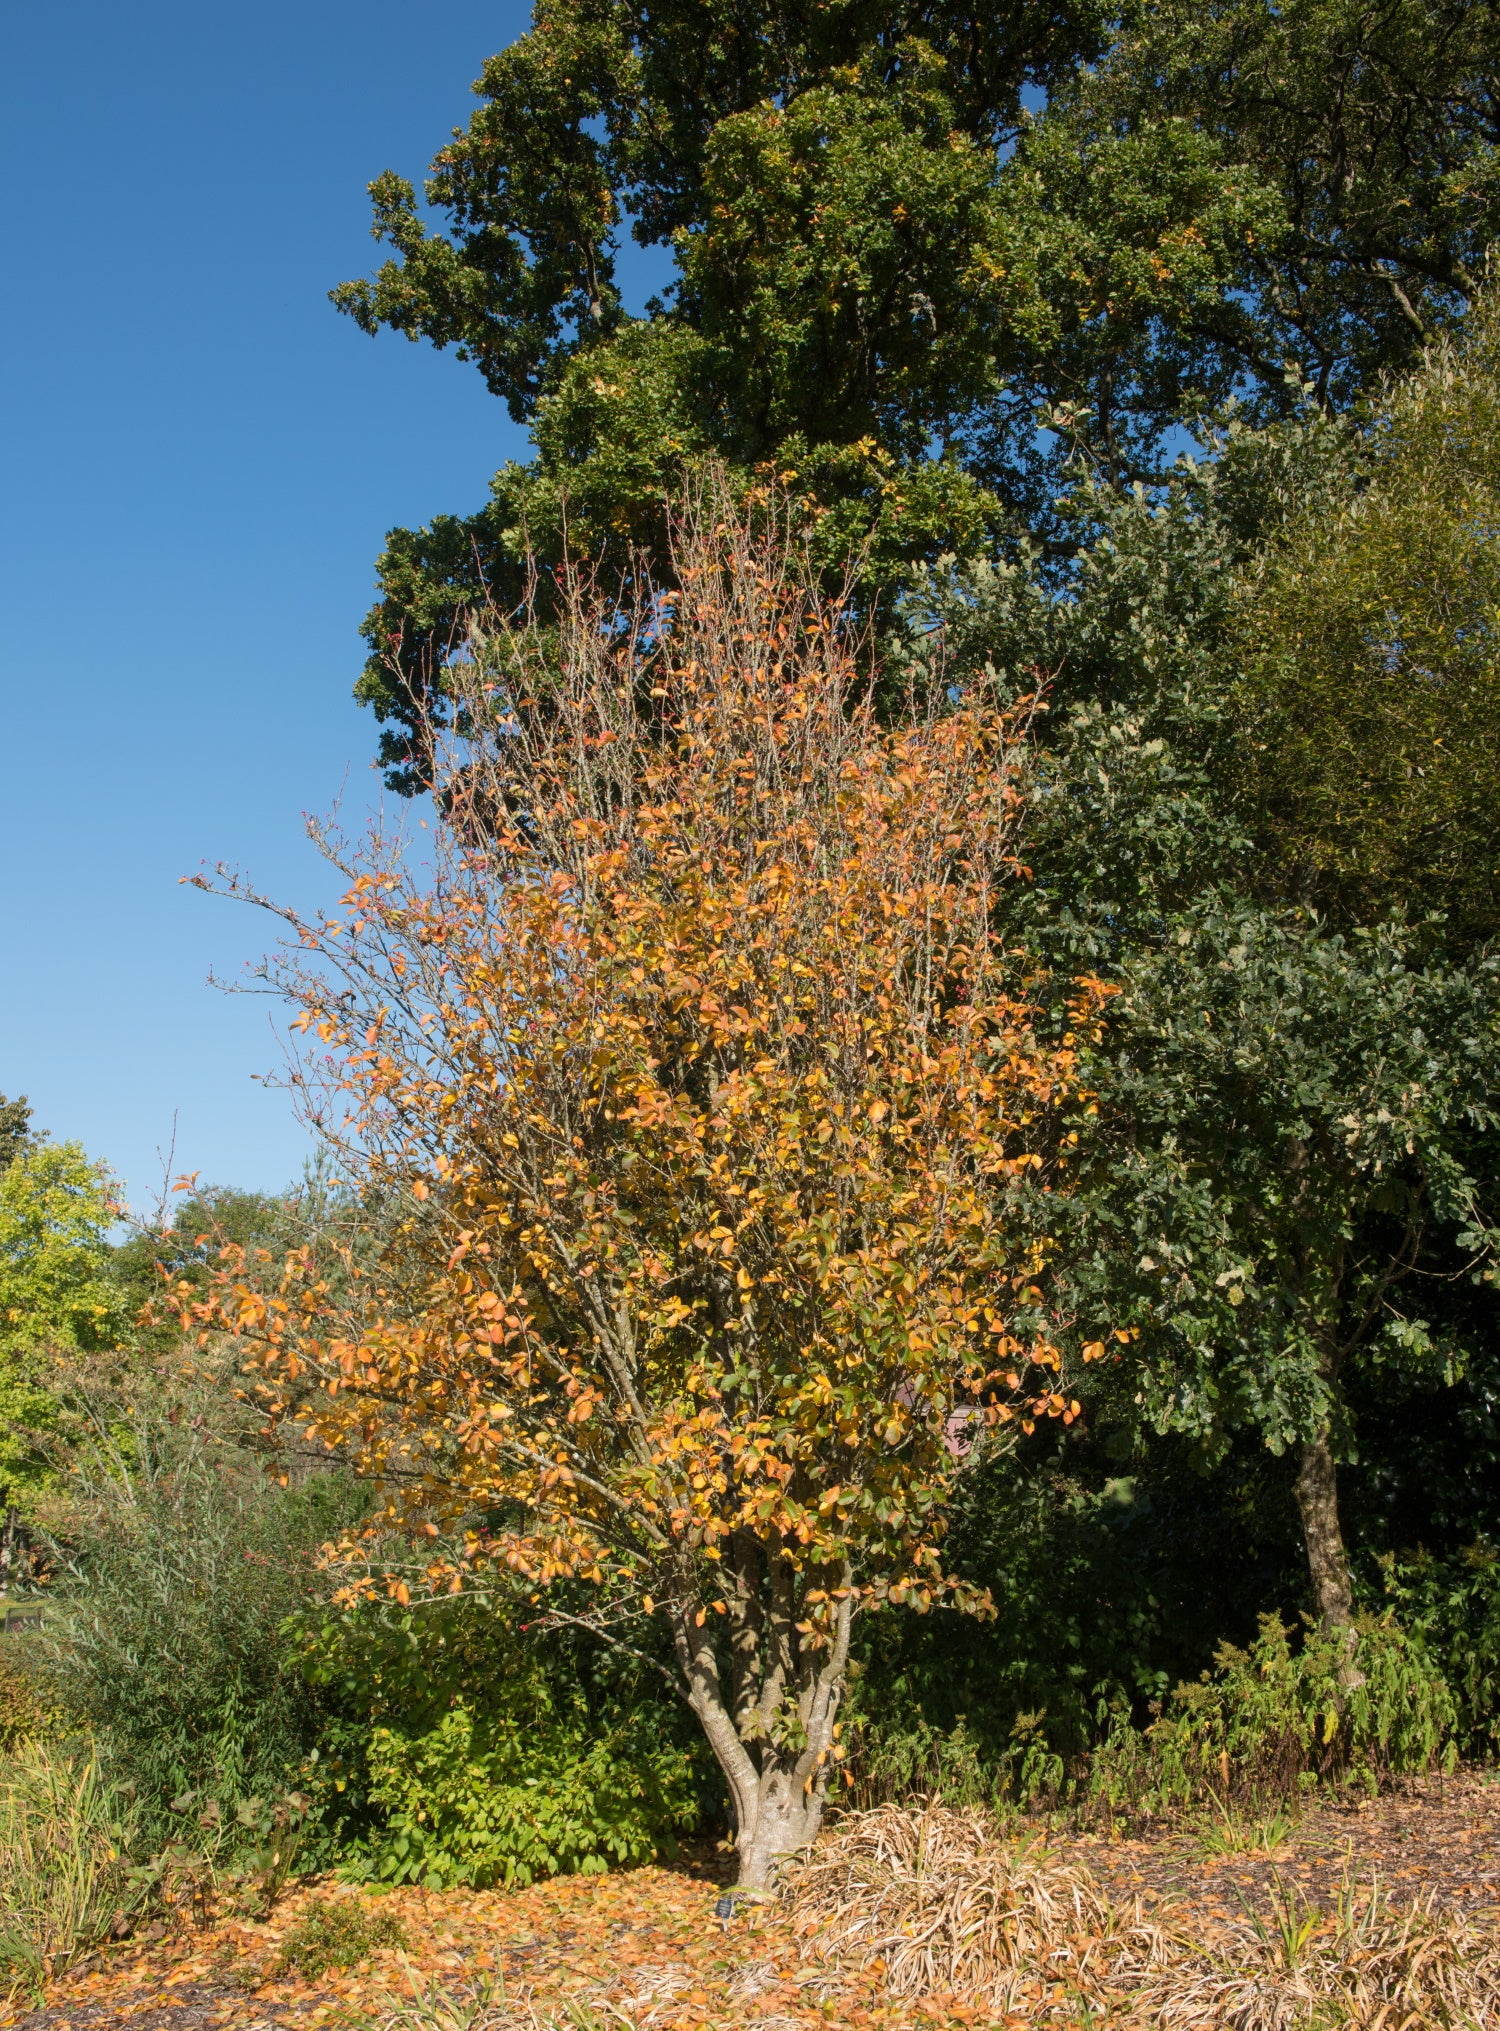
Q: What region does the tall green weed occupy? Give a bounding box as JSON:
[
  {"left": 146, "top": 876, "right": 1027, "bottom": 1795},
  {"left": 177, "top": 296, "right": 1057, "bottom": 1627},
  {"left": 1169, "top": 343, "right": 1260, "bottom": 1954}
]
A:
[
  {"left": 1085, "top": 1612, "right": 1456, "bottom": 1819},
  {"left": 0, "top": 1747, "right": 137, "bottom": 1997}
]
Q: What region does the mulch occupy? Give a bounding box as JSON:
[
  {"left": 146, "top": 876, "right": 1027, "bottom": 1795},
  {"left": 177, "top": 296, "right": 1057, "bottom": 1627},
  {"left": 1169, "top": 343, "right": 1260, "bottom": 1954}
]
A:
[
  {"left": 1055, "top": 1767, "right": 1500, "bottom": 1934},
  {"left": 6, "top": 1773, "right": 1500, "bottom": 2031}
]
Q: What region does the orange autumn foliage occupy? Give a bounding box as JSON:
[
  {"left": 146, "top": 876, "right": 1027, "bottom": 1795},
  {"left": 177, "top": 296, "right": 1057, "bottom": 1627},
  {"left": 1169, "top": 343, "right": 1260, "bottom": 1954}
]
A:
[{"left": 187, "top": 482, "right": 1105, "bottom": 1884}]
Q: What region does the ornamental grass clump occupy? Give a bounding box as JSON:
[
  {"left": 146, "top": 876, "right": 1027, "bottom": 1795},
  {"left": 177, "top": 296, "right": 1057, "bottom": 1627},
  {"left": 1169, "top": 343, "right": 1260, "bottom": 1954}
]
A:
[
  {"left": 783, "top": 1802, "right": 1133, "bottom": 2011},
  {"left": 1126, "top": 1874, "right": 1500, "bottom": 2029},
  {"left": 0, "top": 1746, "right": 138, "bottom": 1998},
  {"left": 787, "top": 1805, "right": 1500, "bottom": 2027}
]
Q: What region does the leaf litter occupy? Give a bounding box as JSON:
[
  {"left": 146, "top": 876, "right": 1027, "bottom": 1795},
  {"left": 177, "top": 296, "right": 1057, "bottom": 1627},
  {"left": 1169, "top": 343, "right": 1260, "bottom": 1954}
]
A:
[{"left": 4, "top": 1777, "right": 1500, "bottom": 2030}]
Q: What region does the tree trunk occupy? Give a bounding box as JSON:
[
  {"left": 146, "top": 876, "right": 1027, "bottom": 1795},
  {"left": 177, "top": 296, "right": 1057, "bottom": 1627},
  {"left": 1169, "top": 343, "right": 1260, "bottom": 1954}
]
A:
[
  {"left": 734, "top": 1768, "right": 829, "bottom": 1892},
  {"left": 1293, "top": 1432, "right": 1354, "bottom": 1632},
  {"left": 669, "top": 1573, "right": 848, "bottom": 1892}
]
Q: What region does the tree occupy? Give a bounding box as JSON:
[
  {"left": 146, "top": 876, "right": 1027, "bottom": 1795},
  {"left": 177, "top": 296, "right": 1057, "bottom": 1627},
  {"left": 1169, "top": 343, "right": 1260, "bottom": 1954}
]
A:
[
  {"left": 1056, "top": 907, "right": 1500, "bottom": 1641},
  {"left": 0, "top": 1137, "right": 123, "bottom": 1574},
  {"left": 335, "top": 0, "right": 1497, "bottom": 787},
  {"left": 333, "top": 0, "right": 1107, "bottom": 785},
  {"left": 1238, "top": 289, "right": 1500, "bottom": 947},
  {"left": 190, "top": 489, "right": 1100, "bottom": 1885},
  {"left": 919, "top": 443, "right": 1500, "bottom": 1648},
  {"left": 0, "top": 1092, "right": 33, "bottom": 1172},
  {"left": 1040, "top": 0, "right": 1500, "bottom": 442}
]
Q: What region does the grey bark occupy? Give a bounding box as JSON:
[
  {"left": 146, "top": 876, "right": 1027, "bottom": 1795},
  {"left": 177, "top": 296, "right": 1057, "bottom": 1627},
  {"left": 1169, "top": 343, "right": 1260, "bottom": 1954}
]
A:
[
  {"left": 1294, "top": 1431, "right": 1365, "bottom": 1688},
  {"left": 1294, "top": 1432, "right": 1355, "bottom": 1632},
  {"left": 668, "top": 1566, "right": 851, "bottom": 1892}
]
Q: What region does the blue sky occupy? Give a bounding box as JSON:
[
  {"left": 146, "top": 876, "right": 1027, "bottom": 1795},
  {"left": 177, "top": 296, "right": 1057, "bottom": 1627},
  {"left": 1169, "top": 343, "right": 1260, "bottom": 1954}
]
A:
[{"left": 0, "top": 1, "right": 658, "bottom": 1213}]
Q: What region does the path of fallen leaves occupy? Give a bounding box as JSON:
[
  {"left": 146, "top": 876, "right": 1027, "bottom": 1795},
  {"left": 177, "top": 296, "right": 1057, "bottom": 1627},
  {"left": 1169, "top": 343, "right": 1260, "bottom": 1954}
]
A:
[{"left": 5, "top": 1773, "right": 1499, "bottom": 2031}]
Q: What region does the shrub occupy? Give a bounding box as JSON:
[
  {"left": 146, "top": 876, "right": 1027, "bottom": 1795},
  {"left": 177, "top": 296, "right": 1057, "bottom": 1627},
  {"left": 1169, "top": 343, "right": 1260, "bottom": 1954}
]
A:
[
  {"left": 1378, "top": 1540, "right": 1500, "bottom": 1759},
  {"left": 277, "top": 1895, "right": 405, "bottom": 1978},
  {"left": 837, "top": 1706, "right": 998, "bottom": 1814},
  {"left": 355, "top": 1699, "right": 698, "bottom": 1890},
  {"left": 1086, "top": 1612, "right": 1457, "bottom": 1818},
  {"left": 0, "top": 1643, "right": 51, "bottom": 1751},
  {"left": 37, "top": 1373, "right": 367, "bottom": 1851},
  {"left": 844, "top": 1434, "right": 1310, "bottom": 1797},
  {"left": 298, "top": 1589, "right": 710, "bottom": 1886}
]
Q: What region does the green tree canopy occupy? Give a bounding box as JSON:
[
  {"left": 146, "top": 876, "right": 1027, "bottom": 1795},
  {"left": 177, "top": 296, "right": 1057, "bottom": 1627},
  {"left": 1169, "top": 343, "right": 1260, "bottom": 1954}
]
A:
[
  {"left": 919, "top": 410, "right": 1500, "bottom": 1645},
  {"left": 1237, "top": 291, "right": 1500, "bottom": 946},
  {"left": 335, "top": 0, "right": 1498, "bottom": 788},
  {"left": 0, "top": 1139, "right": 123, "bottom": 1514}
]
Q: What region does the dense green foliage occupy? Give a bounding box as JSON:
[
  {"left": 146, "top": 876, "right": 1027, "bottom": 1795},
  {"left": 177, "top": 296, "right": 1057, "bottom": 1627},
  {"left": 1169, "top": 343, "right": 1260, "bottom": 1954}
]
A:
[
  {"left": 1240, "top": 295, "right": 1500, "bottom": 945},
  {"left": 300, "top": 1598, "right": 705, "bottom": 1889},
  {"left": 0, "top": 1132, "right": 123, "bottom": 1523},
  {"left": 334, "top": 0, "right": 1499, "bottom": 787},
  {"left": 35, "top": 1381, "right": 364, "bottom": 1850}
]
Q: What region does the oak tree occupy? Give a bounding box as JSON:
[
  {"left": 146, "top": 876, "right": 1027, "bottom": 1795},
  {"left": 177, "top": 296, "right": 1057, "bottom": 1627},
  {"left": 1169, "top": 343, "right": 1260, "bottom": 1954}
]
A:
[{"left": 334, "top": 0, "right": 1497, "bottom": 788}]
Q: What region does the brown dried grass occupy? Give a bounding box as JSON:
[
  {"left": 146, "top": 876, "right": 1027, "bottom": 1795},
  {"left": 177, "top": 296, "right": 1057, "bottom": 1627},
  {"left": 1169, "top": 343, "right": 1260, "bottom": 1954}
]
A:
[
  {"left": 786, "top": 1806, "right": 1500, "bottom": 2028},
  {"left": 782, "top": 1802, "right": 1137, "bottom": 2011},
  {"left": 1122, "top": 1873, "right": 1500, "bottom": 2029}
]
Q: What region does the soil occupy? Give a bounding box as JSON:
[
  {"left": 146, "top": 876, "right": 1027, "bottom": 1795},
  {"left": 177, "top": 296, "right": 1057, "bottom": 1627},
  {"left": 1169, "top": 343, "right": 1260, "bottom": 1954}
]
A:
[{"left": 4, "top": 1772, "right": 1499, "bottom": 2031}]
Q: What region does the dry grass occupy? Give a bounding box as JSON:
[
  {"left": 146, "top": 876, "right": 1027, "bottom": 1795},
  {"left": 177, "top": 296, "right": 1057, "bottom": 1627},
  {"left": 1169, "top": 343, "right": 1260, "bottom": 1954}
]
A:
[
  {"left": 785, "top": 1806, "right": 1500, "bottom": 2028},
  {"left": 782, "top": 1802, "right": 1135, "bottom": 2011},
  {"left": 1123, "top": 1873, "right": 1500, "bottom": 2028}
]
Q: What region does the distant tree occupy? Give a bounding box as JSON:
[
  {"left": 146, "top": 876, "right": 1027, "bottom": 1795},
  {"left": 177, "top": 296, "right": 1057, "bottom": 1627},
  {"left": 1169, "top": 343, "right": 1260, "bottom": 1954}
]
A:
[
  {"left": 0, "top": 1092, "right": 33, "bottom": 1172},
  {"left": 112, "top": 1155, "right": 379, "bottom": 1348},
  {"left": 0, "top": 1138, "right": 123, "bottom": 1571},
  {"left": 332, "top": 0, "right": 1497, "bottom": 788},
  {"left": 190, "top": 489, "right": 1099, "bottom": 1886}
]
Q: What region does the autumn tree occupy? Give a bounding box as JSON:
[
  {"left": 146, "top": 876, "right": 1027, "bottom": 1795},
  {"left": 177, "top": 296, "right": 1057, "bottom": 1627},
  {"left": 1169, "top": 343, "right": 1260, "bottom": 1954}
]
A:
[{"left": 194, "top": 489, "right": 1099, "bottom": 1886}]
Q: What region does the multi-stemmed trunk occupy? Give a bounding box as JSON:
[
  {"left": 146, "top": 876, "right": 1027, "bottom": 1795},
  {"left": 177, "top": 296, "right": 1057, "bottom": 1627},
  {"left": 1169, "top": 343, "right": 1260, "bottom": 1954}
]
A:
[{"left": 667, "top": 1551, "right": 853, "bottom": 1892}]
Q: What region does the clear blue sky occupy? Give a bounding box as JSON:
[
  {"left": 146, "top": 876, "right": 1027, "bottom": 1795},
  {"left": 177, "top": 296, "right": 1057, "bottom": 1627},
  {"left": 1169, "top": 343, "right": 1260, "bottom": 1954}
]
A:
[{"left": 0, "top": 2, "right": 655, "bottom": 1213}]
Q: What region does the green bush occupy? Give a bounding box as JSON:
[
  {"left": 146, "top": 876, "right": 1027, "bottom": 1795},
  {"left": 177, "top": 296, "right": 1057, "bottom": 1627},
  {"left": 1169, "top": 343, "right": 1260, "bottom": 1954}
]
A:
[
  {"left": 37, "top": 1377, "right": 366, "bottom": 1852},
  {"left": 840, "top": 1432, "right": 1309, "bottom": 1807},
  {"left": 0, "top": 1644, "right": 51, "bottom": 1751},
  {"left": 277, "top": 1895, "right": 405, "bottom": 1978},
  {"left": 297, "top": 1587, "right": 708, "bottom": 1888},
  {"left": 1377, "top": 1541, "right": 1500, "bottom": 1759},
  {"left": 1086, "top": 1612, "right": 1457, "bottom": 1818},
  {"left": 846, "top": 1608, "right": 1458, "bottom": 1825},
  {"left": 353, "top": 1699, "right": 698, "bottom": 1890}
]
